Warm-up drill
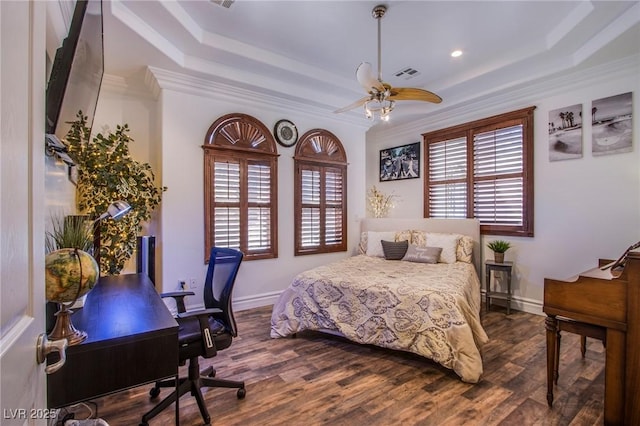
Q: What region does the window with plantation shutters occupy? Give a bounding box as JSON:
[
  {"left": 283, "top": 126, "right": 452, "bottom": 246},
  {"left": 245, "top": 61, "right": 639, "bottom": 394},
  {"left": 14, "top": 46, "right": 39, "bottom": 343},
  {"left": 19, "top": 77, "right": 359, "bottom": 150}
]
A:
[
  {"left": 423, "top": 107, "right": 535, "bottom": 237},
  {"left": 204, "top": 114, "right": 279, "bottom": 261},
  {"left": 474, "top": 124, "right": 523, "bottom": 228},
  {"left": 294, "top": 129, "right": 348, "bottom": 255},
  {"left": 427, "top": 136, "right": 467, "bottom": 218}
]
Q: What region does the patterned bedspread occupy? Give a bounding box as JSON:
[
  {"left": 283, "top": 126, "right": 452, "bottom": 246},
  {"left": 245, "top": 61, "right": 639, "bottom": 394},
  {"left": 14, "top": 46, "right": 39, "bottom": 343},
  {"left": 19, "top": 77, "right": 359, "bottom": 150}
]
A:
[{"left": 270, "top": 255, "right": 489, "bottom": 383}]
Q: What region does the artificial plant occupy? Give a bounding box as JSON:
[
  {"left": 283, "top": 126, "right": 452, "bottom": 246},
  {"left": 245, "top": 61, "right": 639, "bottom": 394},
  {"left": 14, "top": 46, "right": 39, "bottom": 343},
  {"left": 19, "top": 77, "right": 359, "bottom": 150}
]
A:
[
  {"left": 367, "top": 185, "right": 397, "bottom": 218},
  {"left": 64, "top": 112, "right": 166, "bottom": 275},
  {"left": 486, "top": 240, "right": 512, "bottom": 253},
  {"left": 45, "top": 214, "right": 93, "bottom": 254}
]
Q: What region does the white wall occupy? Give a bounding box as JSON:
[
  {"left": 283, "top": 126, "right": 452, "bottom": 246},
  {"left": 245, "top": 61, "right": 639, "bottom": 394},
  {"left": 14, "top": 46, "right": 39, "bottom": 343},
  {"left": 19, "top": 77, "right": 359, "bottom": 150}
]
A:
[
  {"left": 366, "top": 56, "right": 640, "bottom": 314},
  {"left": 158, "top": 87, "right": 367, "bottom": 311},
  {"left": 96, "top": 69, "right": 367, "bottom": 312}
]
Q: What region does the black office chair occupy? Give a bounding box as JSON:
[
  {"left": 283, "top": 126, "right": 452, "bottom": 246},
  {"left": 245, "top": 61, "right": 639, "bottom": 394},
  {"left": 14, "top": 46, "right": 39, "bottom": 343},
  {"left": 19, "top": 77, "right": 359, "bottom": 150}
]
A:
[{"left": 140, "top": 247, "right": 246, "bottom": 426}]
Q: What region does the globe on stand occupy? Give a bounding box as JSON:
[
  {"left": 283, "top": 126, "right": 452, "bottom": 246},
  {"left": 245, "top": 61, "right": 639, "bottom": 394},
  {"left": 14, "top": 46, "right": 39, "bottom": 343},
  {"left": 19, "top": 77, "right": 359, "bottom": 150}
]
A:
[{"left": 45, "top": 248, "right": 99, "bottom": 345}]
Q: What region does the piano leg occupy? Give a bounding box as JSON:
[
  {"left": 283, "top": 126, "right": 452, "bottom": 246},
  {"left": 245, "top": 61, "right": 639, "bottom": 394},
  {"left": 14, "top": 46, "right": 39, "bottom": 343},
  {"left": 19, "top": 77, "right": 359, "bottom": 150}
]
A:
[
  {"left": 545, "top": 315, "right": 558, "bottom": 407},
  {"left": 604, "top": 328, "right": 625, "bottom": 426},
  {"left": 554, "top": 329, "right": 561, "bottom": 384}
]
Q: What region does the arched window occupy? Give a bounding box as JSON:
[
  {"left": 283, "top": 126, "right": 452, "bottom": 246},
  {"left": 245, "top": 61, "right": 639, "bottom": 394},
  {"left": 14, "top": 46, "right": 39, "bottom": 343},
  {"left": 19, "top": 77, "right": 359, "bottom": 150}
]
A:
[
  {"left": 294, "top": 129, "right": 348, "bottom": 256},
  {"left": 203, "top": 113, "right": 278, "bottom": 261}
]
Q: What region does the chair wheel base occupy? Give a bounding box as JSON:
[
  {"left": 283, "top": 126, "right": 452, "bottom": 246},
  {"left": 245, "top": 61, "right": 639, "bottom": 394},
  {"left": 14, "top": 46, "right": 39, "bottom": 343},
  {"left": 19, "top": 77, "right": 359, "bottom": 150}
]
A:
[
  {"left": 237, "top": 387, "right": 246, "bottom": 399},
  {"left": 149, "top": 386, "right": 161, "bottom": 398}
]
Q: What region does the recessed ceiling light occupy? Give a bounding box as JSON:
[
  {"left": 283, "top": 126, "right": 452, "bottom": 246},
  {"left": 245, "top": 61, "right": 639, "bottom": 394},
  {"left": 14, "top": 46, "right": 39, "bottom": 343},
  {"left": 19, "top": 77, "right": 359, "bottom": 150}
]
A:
[{"left": 451, "top": 50, "right": 463, "bottom": 58}]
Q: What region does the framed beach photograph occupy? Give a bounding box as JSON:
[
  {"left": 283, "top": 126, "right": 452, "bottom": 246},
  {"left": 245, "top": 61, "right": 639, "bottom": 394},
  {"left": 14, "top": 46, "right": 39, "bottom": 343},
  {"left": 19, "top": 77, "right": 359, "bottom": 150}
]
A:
[
  {"left": 592, "top": 92, "right": 633, "bottom": 156},
  {"left": 379, "top": 142, "right": 420, "bottom": 182},
  {"left": 548, "top": 104, "right": 583, "bottom": 161}
]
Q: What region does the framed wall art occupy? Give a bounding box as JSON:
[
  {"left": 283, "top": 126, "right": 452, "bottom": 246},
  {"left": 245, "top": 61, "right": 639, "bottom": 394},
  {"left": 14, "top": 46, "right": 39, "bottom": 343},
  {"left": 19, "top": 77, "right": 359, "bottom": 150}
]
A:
[
  {"left": 379, "top": 142, "right": 420, "bottom": 182},
  {"left": 592, "top": 92, "right": 633, "bottom": 156},
  {"left": 548, "top": 103, "right": 583, "bottom": 161}
]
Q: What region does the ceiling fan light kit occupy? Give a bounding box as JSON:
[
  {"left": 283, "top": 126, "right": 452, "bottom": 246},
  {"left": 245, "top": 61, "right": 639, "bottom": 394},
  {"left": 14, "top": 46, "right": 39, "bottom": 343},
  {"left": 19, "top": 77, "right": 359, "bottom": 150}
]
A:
[{"left": 335, "top": 4, "right": 442, "bottom": 122}]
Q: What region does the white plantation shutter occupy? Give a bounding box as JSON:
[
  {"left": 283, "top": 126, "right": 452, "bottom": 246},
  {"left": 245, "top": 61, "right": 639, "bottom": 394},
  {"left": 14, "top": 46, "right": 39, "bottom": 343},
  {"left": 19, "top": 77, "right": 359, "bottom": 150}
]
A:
[
  {"left": 423, "top": 107, "right": 534, "bottom": 236},
  {"left": 324, "top": 168, "right": 343, "bottom": 245},
  {"left": 300, "top": 169, "right": 321, "bottom": 248},
  {"left": 208, "top": 155, "right": 277, "bottom": 259},
  {"left": 299, "top": 167, "right": 345, "bottom": 249},
  {"left": 247, "top": 162, "right": 271, "bottom": 251},
  {"left": 213, "top": 161, "right": 241, "bottom": 248},
  {"left": 473, "top": 125, "right": 524, "bottom": 226},
  {"left": 427, "top": 137, "right": 467, "bottom": 218}
]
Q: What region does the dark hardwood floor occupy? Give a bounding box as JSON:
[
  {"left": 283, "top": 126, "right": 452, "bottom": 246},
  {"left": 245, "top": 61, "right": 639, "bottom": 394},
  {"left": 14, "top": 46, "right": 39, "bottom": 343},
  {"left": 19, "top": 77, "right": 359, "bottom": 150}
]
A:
[{"left": 65, "top": 305, "right": 605, "bottom": 425}]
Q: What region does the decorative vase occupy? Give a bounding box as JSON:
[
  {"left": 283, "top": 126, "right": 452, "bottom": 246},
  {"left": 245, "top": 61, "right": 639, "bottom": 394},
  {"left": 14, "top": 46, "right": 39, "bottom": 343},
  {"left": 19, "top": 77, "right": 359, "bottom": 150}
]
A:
[{"left": 494, "top": 252, "right": 504, "bottom": 263}]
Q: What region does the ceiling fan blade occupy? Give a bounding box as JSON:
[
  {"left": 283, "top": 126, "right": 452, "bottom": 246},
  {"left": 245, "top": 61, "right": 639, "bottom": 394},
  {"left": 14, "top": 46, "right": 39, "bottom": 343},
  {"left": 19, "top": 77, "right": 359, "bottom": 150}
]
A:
[
  {"left": 389, "top": 87, "right": 442, "bottom": 104},
  {"left": 334, "top": 96, "right": 370, "bottom": 114},
  {"left": 356, "top": 62, "right": 384, "bottom": 93}
]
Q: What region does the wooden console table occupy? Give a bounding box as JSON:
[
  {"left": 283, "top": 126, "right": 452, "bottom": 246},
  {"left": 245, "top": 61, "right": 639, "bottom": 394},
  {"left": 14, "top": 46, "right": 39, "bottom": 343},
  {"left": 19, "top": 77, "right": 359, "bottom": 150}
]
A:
[{"left": 47, "top": 274, "right": 179, "bottom": 414}]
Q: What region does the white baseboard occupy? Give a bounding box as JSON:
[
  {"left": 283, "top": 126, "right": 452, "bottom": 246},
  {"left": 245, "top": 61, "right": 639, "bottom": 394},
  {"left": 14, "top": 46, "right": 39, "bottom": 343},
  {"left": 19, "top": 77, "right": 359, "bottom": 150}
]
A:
[
  {"left": 180, "top": 291, "right": 281, "bottom": 315},
  {"left": 482, "top": 290, "right": 544, "bottom": 316},
  {"left": 233, "top": 291, "right": 281, "bottom": 311}
]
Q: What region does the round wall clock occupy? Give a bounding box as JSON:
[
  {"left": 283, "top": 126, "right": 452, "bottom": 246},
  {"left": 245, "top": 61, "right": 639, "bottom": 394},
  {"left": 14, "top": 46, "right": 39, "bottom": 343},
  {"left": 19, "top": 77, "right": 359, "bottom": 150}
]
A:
[{"left": 274, "top": 119, "right": 298, "bottom": 147}]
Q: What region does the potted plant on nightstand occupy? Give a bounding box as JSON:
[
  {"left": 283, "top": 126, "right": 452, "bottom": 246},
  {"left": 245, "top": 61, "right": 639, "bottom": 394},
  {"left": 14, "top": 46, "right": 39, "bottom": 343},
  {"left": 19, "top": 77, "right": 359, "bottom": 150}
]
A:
[{"left": 487, "top": 240, "right": 511, "bottom": 263}]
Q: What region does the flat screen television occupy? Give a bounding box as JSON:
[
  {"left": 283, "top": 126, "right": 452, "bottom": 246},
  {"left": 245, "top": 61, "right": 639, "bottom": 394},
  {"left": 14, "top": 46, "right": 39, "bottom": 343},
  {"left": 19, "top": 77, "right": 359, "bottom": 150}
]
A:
[{"left": 45, "top": 0, "right": 104, "bottom": 149}]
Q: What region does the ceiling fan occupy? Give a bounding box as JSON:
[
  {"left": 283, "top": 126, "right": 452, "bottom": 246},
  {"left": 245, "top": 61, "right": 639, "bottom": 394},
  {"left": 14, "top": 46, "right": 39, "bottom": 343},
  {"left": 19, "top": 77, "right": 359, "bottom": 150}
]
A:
[{"left": 334, "top": 4, "right": 442, "bottom": 121}]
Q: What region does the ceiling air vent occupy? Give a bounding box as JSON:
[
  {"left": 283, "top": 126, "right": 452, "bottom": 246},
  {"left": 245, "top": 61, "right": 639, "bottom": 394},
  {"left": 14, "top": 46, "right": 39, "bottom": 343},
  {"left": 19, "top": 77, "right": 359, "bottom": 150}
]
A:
[
  {"left": 211, "top": 0, "right": 235, "bottom": 8},
  {"left": 394, "top": 67, "right": 421, "bottom": 80}
]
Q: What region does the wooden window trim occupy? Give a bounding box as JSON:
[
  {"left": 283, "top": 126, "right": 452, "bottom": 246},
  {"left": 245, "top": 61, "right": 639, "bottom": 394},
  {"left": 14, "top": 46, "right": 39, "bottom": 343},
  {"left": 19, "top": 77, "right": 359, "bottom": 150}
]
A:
[
  {"left": 294, "top": 129, "right": 348, "bottom": 256},
  {"left": 423, "top": 107, "right": 535, "bottom": 237},
  {"left": 203, "top": 113, "right": 279, "bottom": 262}
]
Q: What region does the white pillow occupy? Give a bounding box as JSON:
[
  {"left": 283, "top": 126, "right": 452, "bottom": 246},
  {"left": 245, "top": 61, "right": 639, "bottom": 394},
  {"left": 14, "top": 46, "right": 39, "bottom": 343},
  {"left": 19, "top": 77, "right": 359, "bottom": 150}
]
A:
[
  {"left": 426, "top": 232, "right": 461, "bottom": 264},
  {"left": 365, "top": 231, "right": 396, "bottom": 257}
]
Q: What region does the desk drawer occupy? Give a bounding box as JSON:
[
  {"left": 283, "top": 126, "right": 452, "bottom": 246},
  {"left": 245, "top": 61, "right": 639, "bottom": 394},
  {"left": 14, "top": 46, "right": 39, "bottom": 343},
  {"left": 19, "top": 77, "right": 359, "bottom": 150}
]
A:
[{"left": 47, "top": 331, "right": 178, "bottom": 409}]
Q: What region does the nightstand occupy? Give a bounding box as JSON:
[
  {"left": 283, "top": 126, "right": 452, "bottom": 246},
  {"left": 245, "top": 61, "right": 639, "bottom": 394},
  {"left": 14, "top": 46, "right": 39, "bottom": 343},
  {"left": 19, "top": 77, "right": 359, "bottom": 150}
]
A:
[{"left": 485, "top": 260, "right": 513, "bottom": 314}]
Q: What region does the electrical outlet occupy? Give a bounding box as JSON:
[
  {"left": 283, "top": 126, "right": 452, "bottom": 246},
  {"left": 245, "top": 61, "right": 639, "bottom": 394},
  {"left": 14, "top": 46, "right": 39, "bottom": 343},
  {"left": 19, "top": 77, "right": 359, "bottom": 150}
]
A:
[
  {"left": 179, "top": 280, "right": 186, "bottom": 290},
  {"left": 189, "top": 278, "right": 198, "bottom": 289}
]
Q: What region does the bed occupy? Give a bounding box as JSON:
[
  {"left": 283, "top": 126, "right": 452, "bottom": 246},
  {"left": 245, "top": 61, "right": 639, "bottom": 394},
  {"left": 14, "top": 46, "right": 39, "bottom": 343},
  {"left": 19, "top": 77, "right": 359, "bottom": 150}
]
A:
[{"left": 270, "top": 218, "right": 489, "bottom": 383}]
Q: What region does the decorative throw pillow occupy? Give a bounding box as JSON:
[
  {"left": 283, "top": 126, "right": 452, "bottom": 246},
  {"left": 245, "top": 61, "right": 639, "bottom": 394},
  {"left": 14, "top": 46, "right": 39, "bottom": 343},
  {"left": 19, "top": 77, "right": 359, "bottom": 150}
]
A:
[
  {"left": 394, "top": 230, "right": 412, "bottom": 243},
  {"left": 358, "top": 232, "right": 368, "bottom": 255},
  {"left": 456, "top": 235, "right": 474, "bottom": 263},
  {"left": 402, "top": 245, "right": 442, "bottom": 264},
  {"left": 426, "top": 233, "right": 460, "bottom": 264},
  {"left": 381, "top": 240, "right": 409, "bottom": 260},
  {"left": 410, "top": 230, "right": 427, "bottom": 247},
  {"left": 365, "top": 231, "right": 396, "bottom": 257}
]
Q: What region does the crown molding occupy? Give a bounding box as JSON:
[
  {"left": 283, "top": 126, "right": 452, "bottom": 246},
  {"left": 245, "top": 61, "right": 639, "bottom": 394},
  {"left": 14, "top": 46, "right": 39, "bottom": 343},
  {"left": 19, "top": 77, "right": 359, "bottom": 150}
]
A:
[
  {"left": 368, "top": 54, "right": 640, "bottom": 141},
  {"left": 99, "top": 74, "right": 157, "bottom": 100},
  {"left": 144, "top": 66, "right": 369, "bottom": 129}
]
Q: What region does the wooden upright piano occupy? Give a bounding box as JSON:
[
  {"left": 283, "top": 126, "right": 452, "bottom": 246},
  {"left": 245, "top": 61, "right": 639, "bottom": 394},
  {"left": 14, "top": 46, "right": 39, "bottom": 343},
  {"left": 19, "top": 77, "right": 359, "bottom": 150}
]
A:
[{"left": 543, "top": 252, "right": 640, "bottom": 425}]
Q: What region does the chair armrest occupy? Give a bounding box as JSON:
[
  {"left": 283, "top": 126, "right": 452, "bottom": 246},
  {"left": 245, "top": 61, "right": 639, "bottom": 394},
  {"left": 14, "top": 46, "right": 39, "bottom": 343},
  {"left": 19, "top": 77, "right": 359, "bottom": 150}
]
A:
[
  {"left": 176, "top": 307, "right": 223, "bottom": 320},
  {"left": 160, "top": 291, "right": 195, "bottom": 313},
  {"left": 177, "top": 308, "right": 223, "bottom": 358}
]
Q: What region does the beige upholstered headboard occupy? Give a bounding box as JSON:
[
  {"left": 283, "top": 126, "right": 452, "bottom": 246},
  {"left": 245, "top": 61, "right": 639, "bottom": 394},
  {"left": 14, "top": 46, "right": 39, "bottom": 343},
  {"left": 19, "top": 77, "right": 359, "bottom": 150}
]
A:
[{"left": 360, "top": 218, "right": 481, "bottom": 275}]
